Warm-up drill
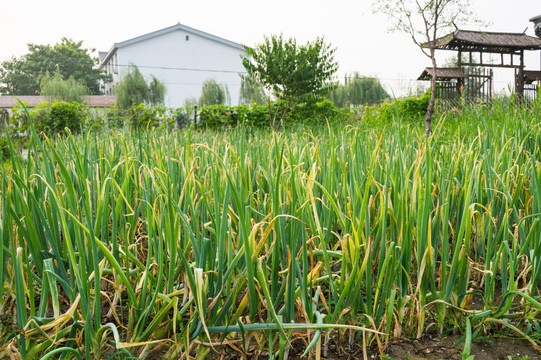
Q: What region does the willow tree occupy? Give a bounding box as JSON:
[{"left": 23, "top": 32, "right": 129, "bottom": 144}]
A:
[
  {"left": 39, "top": 69, "right": 89, "bottom": 103},
  {"left": 239, "top": 75, "right": 266, "bottom": 105},
  {"left": 148, "top": 76, "right": 166, "bottom": 105},
  {"left": 199, "top": 79, "right": 230, "bottom": 106},
  {"left": 374, "top": 0, "right": 478, "bottom": 135},
  {"left": 326, "top": 73, "right": 389, "bottom": 107},
  {"left": 115, "top": 65, "right": 165, "bottom": 108}
]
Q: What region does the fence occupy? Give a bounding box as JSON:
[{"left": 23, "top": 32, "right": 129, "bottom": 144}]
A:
[
  {"left": 523, "top": 83, "right": 539, "bottom": 105},
  {"left": 436, "top": 67, "right": 494, "bottom": 110}
]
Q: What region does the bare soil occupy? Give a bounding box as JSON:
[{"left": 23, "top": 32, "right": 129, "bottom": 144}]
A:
[
  {"left": 377, "top": 335, "right": 540, "bottom": 360},
  {"left": 200, "top": 334, "right": 541, "bottom": 360}
]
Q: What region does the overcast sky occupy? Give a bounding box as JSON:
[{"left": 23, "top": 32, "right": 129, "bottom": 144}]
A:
[{"left": 2, "top": 0, "right": 540, "bottom": 96}]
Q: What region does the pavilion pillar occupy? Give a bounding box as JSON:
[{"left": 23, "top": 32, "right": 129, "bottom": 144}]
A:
[
  {"left": 515, "top": 50, "right": 525, "bottom": 99},
  {"left": 456, "top": 49, "right": 464, "bottom": 98}
]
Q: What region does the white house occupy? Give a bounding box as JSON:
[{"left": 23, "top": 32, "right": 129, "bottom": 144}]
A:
[{"left": 99, "top": 23, "right": 247, "bottom": 107}]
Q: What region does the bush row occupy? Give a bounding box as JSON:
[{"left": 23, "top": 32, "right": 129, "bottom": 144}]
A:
[
  {"left": 0, "top": 95, "right": 433, "bottom": 160},
  {"left": 197, "top": 99, "right": 354, "bottom": 128},
  {"left": 3, "top": 99, "right": 356, "bottom": 136}
]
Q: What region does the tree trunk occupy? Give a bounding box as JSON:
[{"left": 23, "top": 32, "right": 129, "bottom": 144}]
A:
[{"left": 425, "top": 47, "right": 437, "bottom": 136}]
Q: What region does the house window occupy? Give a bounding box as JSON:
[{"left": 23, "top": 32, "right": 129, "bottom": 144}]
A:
[{"left": 186, "top": 35, "right": 189, "bottom": 41}]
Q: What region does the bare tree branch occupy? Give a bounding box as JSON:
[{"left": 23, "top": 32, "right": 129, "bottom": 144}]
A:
[{"left": 372, "top": 0, "right": 479, "bottom": 135}]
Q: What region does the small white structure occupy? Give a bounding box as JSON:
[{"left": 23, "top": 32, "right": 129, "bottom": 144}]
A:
[{"left": 99, "top": 23, "right": 247, "bottom": 107}]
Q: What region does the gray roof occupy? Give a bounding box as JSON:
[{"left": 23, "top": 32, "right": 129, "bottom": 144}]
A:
[
  {"left": 99, "top": 23, "right": 245, "bottom": 68},
  {"left": 0, "top": 96, "right": 117, "bottom": 108},
  {"left": 99, "top": 51, "right": 108, "bottom": 63},
  {"left": 418, "top": 67, "right": 466, "bottom": 81},
  {"left": 425, "top": 30, "right": 541, "bottom": 53}
]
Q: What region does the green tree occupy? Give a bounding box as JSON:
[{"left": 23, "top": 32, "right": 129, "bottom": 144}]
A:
[
  {"left": 239, "top": 75, "right": 266, "bottom": 105},
  {"left": 39, "top": 69, "right": 89, "bottom": 103},
  {"left": 243, "top": 34, "right": 338, "bottom": 130},
  {"left": 326, "top": 73, "right": 389, "bottom": 107},
  {"left": 115, "top": 65, "right": 165, "bottom": 109},
  {"left": 199, "top": 79, "right": 230, "bottom": 106},
  {"left": 184, "top": 97, "right": 198, "bottom": 107},
  {"left": 374, "top": 0, "right": 478, "bottom": 135},
  {"left": 0, "top": 38, "right": 110, "bottom": 95},
  {"left": 148, "top": 76, "right": 166, "bottom": 106}
]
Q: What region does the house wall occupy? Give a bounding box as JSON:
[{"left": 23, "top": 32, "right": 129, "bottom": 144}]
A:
[
  {"left": 103, "top": 52, "right": 120, "bottom": 95},
  {"left": 103, "top": 29, "right": 246, "bottom": 108}
]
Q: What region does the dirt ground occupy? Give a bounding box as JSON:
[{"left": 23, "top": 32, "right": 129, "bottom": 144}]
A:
[
  {"left": 377, "top": 335, "right": 540, "bottom": 360},
  {"left": 281, "top": 334, "right": 541, "bottom": 360},
  {"left": 95, "top": 332, "right": 541, "bottom": 360}
]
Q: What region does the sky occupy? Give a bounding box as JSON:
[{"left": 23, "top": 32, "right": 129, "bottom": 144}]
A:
[{"left": 2, "top": 0, "right": 540, "bottom": 97}]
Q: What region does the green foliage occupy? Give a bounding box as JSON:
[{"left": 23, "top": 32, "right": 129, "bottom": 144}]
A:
[
  {"left": 0, "top": 38, "right": 109, "bottom": 95},
  {"left": 173, "top": 106, "right": 193, "bottom": 128},
  {"left": 239, "top": 75, "right": 266, "bottom": 105},
  {"left": 198, "top": 103, "right": 239, "bottom": 128},
  {"left": 0, "top": 136, "right": 11, "bottom": 161},
  {"left": 376, "top": 93, "right": 430, "bottom": 123},
  {"left": 379, "top": 355, "right": 397, "bottom": 360},
  {"left": 148, "top": 76, "right": 166, "bottom": 106},
  {"left": 6, "top": 106, "right": 31, "bottom": 148},
  {"left": 128, "top": 103, "right": 172, "bottom": 129},
  {"left": 39, "top": 69, "right": 89, "bottom": 103},
  {"left": 99, "top": 106, "right": 126, "bottom": 130},
  {"left": 243, "top": 34, "right": 338, "bottom": 129},
  {"left": 32, "top": 101, "right": 89, "bottom": 136},
  {"left": 115, "top": 65, "right": 149, "bottom": 109},
  {"left": 3, "top": 100, "right": 541, "bottom": 358},
  {"left": 197, "top": 99, "right": 350, "bottom": 129},
  {"left": 115, "top": 65, "right": 166, "bottom": 109},
  {"left": 243, "top": 34, "right": 338, "bottom": 102},
  {"left": 184, "top": 97, "right": 198, "bottom": 107},
  {"left": 287, "top": 99, "right": 351, "bottom": 124},
  {"left": 199, "top": 79, "right": 231, "bottom": 106},
  {"left": 373, "top": 0, "right": 479, "bottom": 134},
  {"left": 326, "top": 73, "right": 389, "bottom": 107}
]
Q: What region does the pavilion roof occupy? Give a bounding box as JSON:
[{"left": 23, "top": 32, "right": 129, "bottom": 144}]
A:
[
  {"left": 417, "top": 67, "right": 466, "bottom": 81},
  {"left": 424, "top": 30, "right": 541, "bottom": 54}
]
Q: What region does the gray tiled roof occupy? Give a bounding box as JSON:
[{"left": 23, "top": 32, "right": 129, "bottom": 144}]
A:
[{"left": 0, "top": 96, "right": 117, "bottom": 108}]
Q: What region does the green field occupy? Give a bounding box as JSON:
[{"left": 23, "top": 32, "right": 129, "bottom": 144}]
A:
[{"left": 1, "top": 101, "right": 541, "bottom": 359}]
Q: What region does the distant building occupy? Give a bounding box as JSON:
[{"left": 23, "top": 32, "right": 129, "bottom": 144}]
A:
[{"left": 98, "top": 23, "right": 247, "bottom": 108}]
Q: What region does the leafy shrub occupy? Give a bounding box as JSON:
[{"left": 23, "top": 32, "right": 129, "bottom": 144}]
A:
[
  {"left": 370, "top": 93, "right": 430, "bottom": 123},
  {"left": 174, "top": 106, "right": 194, "bottom": 128},
  {"left": 289, "top": 99, "right": 350, "bottom": 124},
  {"left": 128, "top": 103, "right": 159, "bottom": 129},
  {"left": 7, "top": 106, "right": 32, "bottom": 148},
  {"left": 33, "top": 101, "right": 89, "bottom": 136},
  {"left": 198, "top": 104, "right": 234, "bottom": 128},
  {"left": 197, "top": 100, "right": 351, "bottom": 129},
  {"left": 0, "top": 136, "right": 11, "bottom": 160},
  {"left": 236, "top": 103, "right": 269, "bottom": 127},
  {"left": 128, "top": 104, "right": 178, "bottom": 129},
  {"left": 108, "top": 107, "right": 127, "bottom": 129}
]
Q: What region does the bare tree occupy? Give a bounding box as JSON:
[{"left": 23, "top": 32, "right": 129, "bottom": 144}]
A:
[{"left": 374, "top": 0, "right": 478, "bottom": 135}]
